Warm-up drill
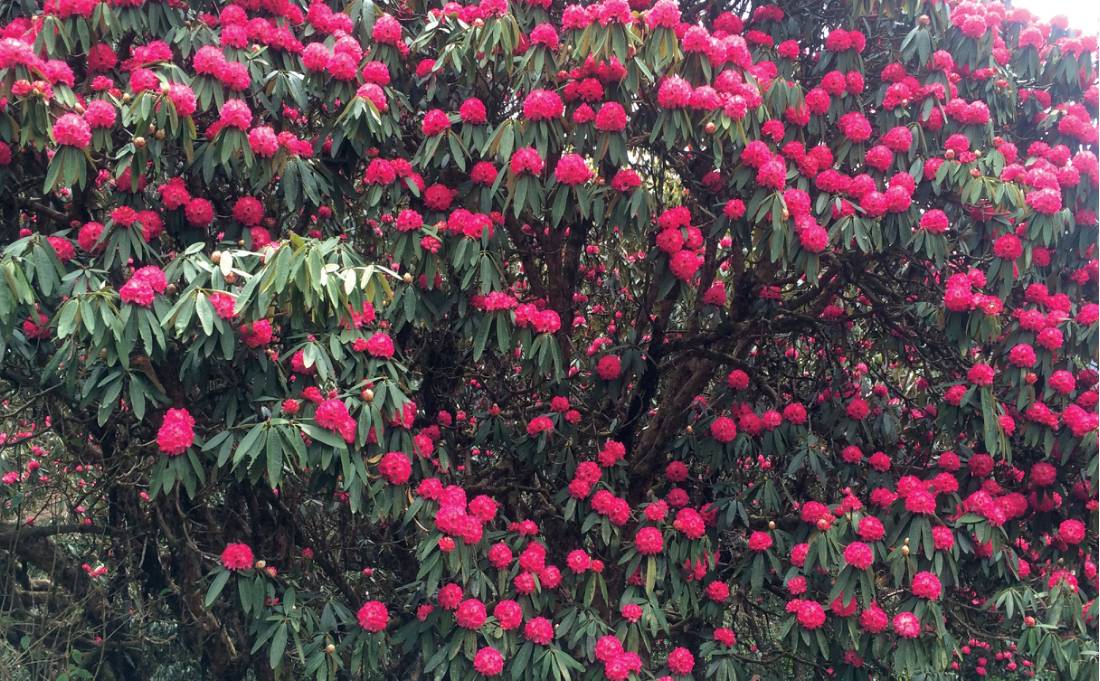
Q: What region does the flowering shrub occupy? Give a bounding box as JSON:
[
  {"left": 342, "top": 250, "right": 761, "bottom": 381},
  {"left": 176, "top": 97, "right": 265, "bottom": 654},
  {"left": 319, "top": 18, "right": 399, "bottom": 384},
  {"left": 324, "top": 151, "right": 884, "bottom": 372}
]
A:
[{"left": 0, "top": 0, "right": 1097, "bottom": 680}]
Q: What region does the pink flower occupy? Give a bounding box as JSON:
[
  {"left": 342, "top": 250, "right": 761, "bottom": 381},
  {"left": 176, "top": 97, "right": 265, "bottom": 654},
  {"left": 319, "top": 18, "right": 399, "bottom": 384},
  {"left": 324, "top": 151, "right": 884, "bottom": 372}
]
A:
[
  {"left": 843, "top": 542, "right": 874, "bottom": 570},
  {"left": 220, "top": 543, "right": 254, "bottom": 570},
  {"left": 379, "top": 452, "right": 412, "bottom": 485},
  {"left": 365, "top": 159, "right": 397, "bottom": 185},
  {"left": 967, "top": 363, "right": 995, "bottom": 386},
  {"left": 315, "top": 398, "right": 357, "bottom": 443},
  {"left": 217, "top": 99, "right": 252, "bottom": 129},
  {"left": 561, "top": 5, "right": 592, "bottom": 29},
  {"left": 838, "top": 111, "right": 872, "bottom": 143},
  {"left": 710, "top": 416, "right": 738, "bottom": 443},
  {"left": 357, "top": 83, "right": 387, "bottom": 110},
  {"left": 746, "top": 530, "right": 772, "bottom": 551},
  {"left": 657, "top": 76, "right": 692, "bottom": 109},
  {"left": 208, "top": 292, "right": 237, "bottom": 319},
  {"left": 594, "top": 102, "right": 627, "bottom": 132},
  {"left": 919, "top": 209, "right": 949, "bottom": 233},
  {"left": 756, "top": 157, "right": 787, "bottom": 189},
  {"left": 783, "top": 577, "right": 807, "bottom": 599},
  {"left": 120, "top": 266, "right": 168, "bottom": 307},
  {"left": 798, "top": 223, "right": 829, "bottom": 253},
  {"left": 487, "top": 542, "right": 513, "bottom": 569},
  {"left": 825, "top": 29, "right": 852, "bottom": 51},
  {"left": 783, "top": 402, "right": 809, "bottom": 424},
  {"left": 526, "top": 415, "right": 554, "bottom": 436},
  {"left": 48, "top": 236, "right": 75, "bottom": 261},
  {"left": 438, "top": 583, "right": 463, "bottom": 609},
  {"left": 859, "top": 603, "right": 888, "bottom": 633},
  {"left": 566, "top": 549, "right": 591, "bottom": 573},
  {"left": 723, "top": 199, "right": 747, "bottom": 220},
  {"left": 524, "top": 616, "right": 554, "bottom": 645},
  {"left": 646, "top": 0, "right": 681, "bottom": 28},
  {"left": 595, "top": 635, "right": 623, "bottom": 662},
  {"left": 858, "top": 517, "right": 887, "bottom": 543},
  {"left": 83, "top": 100, "right": 116, "bottom": 129},
  {"left": 241, "top": 320, "right": 274, "bottom": 348},
  {"left": 993, "top": 233, "right": 1022, "bottom": 260},
  {"left": 705, "top": 580, "right": 729, "bottom": 602},
  {"left": 912, "top": 571, "right": 942, "bottom": 600},
  {"left": 75, "top": 221, "right": 102, "bottom": 253},
  {"left": 372, "top": 13, "right": 403, "bottom": 45},
  {"left": 611, "top": 168, "right": 642, "bottom": 191},
  {"left": 669, "top": 250, "right": 701, "bottom": 281},
  {"left": 846, "top": 398, "right": 870, "bottom": 420},
  {"left": 493, "top": 600, "right": 522, "bottom": 629},
  {"left": 422, "top": 109, "right": 451, "bottom": 136},
  {"left": 470, "top": 161, "right": 498, "bottom": 185},
  {"left": 1059, "top": 519, "right": 1086, "bottom": 544},
  {"left": 673, "top": 507, "right": 706, "bottom": 539},
  {"left": 52, "top": 113, "right": 92, "bottom": 148},
  {"left": 472, "top": 647, "right": 504, "bottom": 677},
  {"left": 1048, "top": 371, "right": 1076, "bottom": 394},
  {"left": 184, "top": 197, "right": 215, "bottom": 227},
  {"left": 363, "top": 332, "right": 395, "bottom": 358},
  {"left": 598, "top": 440, "right": 624, "bottom": 466},
  {"left": 667, "top": 647, "right": 694, "bottom": 675},
  {"left": 905, "top": 490, "right": 937, "bottom": 514},
  {"left": 158, "top": 178, "right": 191, "bottom": 209},
  {"left": 620, "top": 603, "right": 642, "bottom": 622},
  {"left": 455, "top": 598, "right": 487, "bottom": 630},
  {"left": 1026, "top": 188, "right": 1062, "bottom": 215},
  {"left": 167, "top": 83, "right": 197, "bottom": 116},
  {"left": 459, "top": 97, "right": 487, "bottom": 124},
  {"left": 596, "top": 355, "right": 622, "bottom": 380},
  {"left": 932, "top": 526, "right": 955, "bottom": 550},
  {"left": 529, "top": 23, "right": 559, "bottom": 49},
  {"left": 357, "top": 600, "right": 389, "bottom": 632},
  {"left": 157, "top": 408, "right": 195, "bottom": 456},
  {"left": 554, "top": 153, "right": 592, "bottom": 185},
  {"left": 510, "top": 147, "right": 544, "bottom": 175},
  {"left": 893, "top": 612, "right": 921, "bottom": 638},
  {"left": 714, "top": 626, "right": 736, "bottom": 646},
  {"left": 523, "top": 89, "right": 564, "bottom": 120},
  {"left": 232, "top": 196, "right": 265, "bottom": 226},
  {"left": 635, "top": 526, "right": 664, "bottom": 555},
  {"left": 796, "top": 600, "right": 827, "bottom": 629},
  {"left": 248, "top": 126, "right": 279, "bottom": 157},
  {"left": 1008, "top": 344, "right": 1037, "bottom": 367},
  {"left": 790, "top": 543, "right": 810, "bottom": 566}
]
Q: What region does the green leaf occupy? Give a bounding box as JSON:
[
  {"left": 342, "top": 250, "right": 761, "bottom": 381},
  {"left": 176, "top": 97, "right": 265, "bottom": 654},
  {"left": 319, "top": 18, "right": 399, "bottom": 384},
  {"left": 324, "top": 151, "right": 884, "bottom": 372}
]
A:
[
  {"left": 195, "top": 292, "right": 215, "bottom": 336},
  {"left": 473, "top": 315, "right": 492, "bottom": 360},
  {"left": 980, "top": 388, "right": 1000, "bottom": 456},
  {"left": 266, "top": 435, "right": 283, "bottom": 487},
  {"left": 204, "top": 569, "right": 231, "bottom": 606},
  {"left": 269, "top": 623, "right": 288, "bottom": 669},
  {"left": 234, "top": 423, "right": 267, "bottom": 466},
  {"left": 43, "top": 151, "right": 64, "bottom": 193},
  {"left": 447, "top": 133, "right": 465, "bottom": 171},
  {"left": 512, "top": 642, "right": 532, "bottom": 680},
  {"left": 128, "top": 376, "right": 147, "bottom": 421}
]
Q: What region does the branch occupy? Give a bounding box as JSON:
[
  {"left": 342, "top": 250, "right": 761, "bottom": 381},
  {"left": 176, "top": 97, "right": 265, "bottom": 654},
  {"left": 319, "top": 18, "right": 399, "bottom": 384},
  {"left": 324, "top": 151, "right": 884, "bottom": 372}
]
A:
[
  {"left": 21, "top": 199, "right": 74, "bottom": 227},
  {"left": 0, "top": 523, "right": 115, "bottom": 542}
]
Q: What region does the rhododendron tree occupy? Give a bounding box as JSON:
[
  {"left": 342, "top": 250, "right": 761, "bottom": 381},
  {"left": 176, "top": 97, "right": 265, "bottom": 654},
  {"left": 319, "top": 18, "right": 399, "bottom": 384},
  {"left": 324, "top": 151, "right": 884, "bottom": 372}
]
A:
[{"left": 0, "top": 0, "right": 1097, "bottom": 679}]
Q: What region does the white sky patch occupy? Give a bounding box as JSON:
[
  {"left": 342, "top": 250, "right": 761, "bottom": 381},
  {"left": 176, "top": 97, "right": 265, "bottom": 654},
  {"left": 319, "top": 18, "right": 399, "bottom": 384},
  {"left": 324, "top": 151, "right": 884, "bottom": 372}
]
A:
[{"left": 1012, "top": 0, "right": 1099, "bottom": 35}]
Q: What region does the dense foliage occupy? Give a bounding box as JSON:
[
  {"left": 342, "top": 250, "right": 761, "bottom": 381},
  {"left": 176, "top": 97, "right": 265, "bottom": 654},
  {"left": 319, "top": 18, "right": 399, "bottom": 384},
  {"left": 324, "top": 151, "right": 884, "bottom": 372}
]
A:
[{"left": 0, "top": 0, "right": 1097, "bottom": 679}]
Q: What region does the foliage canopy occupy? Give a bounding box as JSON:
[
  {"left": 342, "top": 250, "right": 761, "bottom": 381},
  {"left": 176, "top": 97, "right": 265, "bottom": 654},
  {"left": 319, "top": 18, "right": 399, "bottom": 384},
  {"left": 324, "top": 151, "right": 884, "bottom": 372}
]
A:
[{"left": 0, "top": 0, "right": 1097, "bottom": 679}]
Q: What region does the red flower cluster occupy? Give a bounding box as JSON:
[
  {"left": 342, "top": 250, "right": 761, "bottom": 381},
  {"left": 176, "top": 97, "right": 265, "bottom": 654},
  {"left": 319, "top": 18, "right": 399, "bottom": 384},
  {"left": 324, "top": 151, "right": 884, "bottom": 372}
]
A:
[
  {"left": 219, "top": 543, "right": 254, "bottom": 571},
  {"left": 315, "top": 398, "right": 356, "bottom": 444}
]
